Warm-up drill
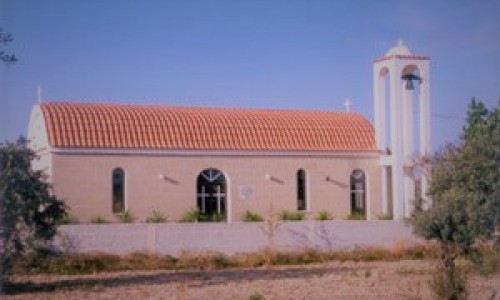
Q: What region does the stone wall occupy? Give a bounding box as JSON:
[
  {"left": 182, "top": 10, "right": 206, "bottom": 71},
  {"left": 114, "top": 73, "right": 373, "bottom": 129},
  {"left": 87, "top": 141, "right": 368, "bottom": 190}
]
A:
[{"left": 55, "top": 220, "right": 422, "bottom": 255}]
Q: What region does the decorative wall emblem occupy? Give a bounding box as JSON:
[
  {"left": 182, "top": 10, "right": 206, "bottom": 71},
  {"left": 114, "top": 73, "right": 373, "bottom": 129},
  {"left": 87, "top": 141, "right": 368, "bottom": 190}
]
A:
[{"left": 239, "top": 185, "right": 255, "bottom": 200}]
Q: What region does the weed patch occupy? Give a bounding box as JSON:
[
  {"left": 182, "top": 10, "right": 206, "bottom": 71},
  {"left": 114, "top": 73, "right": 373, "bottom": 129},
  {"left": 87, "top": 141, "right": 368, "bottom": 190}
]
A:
[
  {"left": 243, "top": 210, "right": 264, "bottom": 222},
  {"left": 11, "top": 244, "right": 446, "bottom": 275},
  {"left": 279, "top": 210, "right": 305, "bottom": 221},
  {"left": 90, "top": 216, "right": 108, "bottom": 224},
  {"left": 315, "top": 210, "right": 333, "bottom": 221},
  {"left": 116, "top": 210, "right": 134, "bottom": 223},
  {"left": 146, "top": 210, "right": 168, "bottom": 223}
]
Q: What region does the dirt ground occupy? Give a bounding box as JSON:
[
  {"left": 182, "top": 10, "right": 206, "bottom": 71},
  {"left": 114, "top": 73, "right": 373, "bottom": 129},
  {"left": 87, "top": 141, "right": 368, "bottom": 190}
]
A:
[{"left": 3, "top": 260, "right": 500, "bottom": 300}]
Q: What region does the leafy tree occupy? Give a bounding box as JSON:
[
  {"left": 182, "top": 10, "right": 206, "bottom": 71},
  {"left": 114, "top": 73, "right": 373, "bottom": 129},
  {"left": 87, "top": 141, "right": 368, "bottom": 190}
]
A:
[
  {"left": 0, "top": 28, "right": 17, "bottom": 63},
  {"left": 412, "top": 99, "right": 499, "bottom": 299},
  {"left": 0, "top": 137, "right": 67, "bottom": 276}
]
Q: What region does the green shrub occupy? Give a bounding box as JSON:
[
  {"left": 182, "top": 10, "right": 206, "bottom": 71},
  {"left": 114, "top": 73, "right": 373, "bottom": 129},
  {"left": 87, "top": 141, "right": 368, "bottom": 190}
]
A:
[
  {"left": 57, "top": 212, "right": 77, "bottom": 224},
  {"left": 249, "top": 292, "right": 265, "bottom": 300},
  {"left": 210, "top": 212, "right": 225, "bottom": 222},
  {"left": 196, "top": 212, "right": 225, "bottom": 222},
  {"left": 315, "top": 210, "right": 333, "bottom": 221},
  {"left": 279, "top": 210, "right": 304, "bottom": 221},
  {"left": 146, "top": 210, "right": 167, "bottom": 223},
  {"left": 430, "top": 264, "right": 467, "bottom": 300},
  {"left": 179, "top": 208, "right": 199, "bottom": 222},
  {"left": 347, "top": 212, "right": 365, "bottom": 220},
  {"left": 377, "top": 213, "right": 392, "bottom": 220},
  {"left": 90, "top": 216, "right": 108, "bottom": 224},
  {"left": 116, "top": 210, "right": 134, "bottom": 223},
  {"left": 212, "top": 253, "right": 234, "bottom": 268},
  {"left": 476, "top": 245, "right": 500, "bottom": 276},
  {"left": 243, "top": 210, "right": 264, "bottom": 222}
]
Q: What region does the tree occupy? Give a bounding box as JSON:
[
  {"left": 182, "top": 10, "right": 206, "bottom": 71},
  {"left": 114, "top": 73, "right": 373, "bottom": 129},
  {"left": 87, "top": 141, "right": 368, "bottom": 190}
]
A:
[
  {"left": 411, "top": 99, "right": 499, "bottom": 299},
  {"left": 0, "top": 28, "right": 17, "bottom": 63},
  {"left": 0, "top": 137, "right": 67, "bottom": 277}
]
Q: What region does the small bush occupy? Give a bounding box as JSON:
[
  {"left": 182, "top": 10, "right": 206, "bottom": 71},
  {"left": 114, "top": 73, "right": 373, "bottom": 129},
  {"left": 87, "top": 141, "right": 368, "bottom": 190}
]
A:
[
  {"left": 212, "top": 253, "right": 234, "bottom": 268},
  {"left": 347, "top": 211, "right": 365, "bottom": 220},
  {"left": 57, "top": 212, "right": 77, "bottom": 224},
  {"left": 377, "top": 213, "right": 392, "bottom": 220},
  {"left": 196, "top": 212, "right": 225, "bottom": 222},
  {"left": 210, "top": 212, "right": 225, "bottom": 222},
  {"left": 249, "top": 292, "right": 265, "bottom": 300},
  {"left": 179, "top": 208, "right": 199, "bottom": 222},
  {"left": 90, "top": 216, "right": 108, "bottom": 224},
  {"left": 279, "top": 210, "right": 304, "bottom": 221},
  {"left": 116, "top": 210, "right": 134, "bottom": 223},
  {"left": 315, "top": 210, "right": 333, "bottom": 221},
  {"left": 430, "top": 264, "right": 467, "bottom": 300},
  {"left": 475, "top": 244, "right": 500, "bottom": 276},
  {"left": 146, "top": 210, "right": 167, "bottom": 223},
  {"left": 243, "top": 210, "right": 264, "bottom": 222}
]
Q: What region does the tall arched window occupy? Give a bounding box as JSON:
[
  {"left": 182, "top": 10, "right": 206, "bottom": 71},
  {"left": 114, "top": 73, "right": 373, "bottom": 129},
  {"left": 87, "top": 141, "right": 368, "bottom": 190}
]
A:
[
  {"left": 350, "top": 169, "right": 366, "bottom": 217},
  {"left": 197, "top": 168, "right": 226, "bottom": 221},
  {"left": 297, "top": 169, "right": 307, "bottom": 211},
  {"left": 112, "top": 168, "right": 125, "bottom": 213}
]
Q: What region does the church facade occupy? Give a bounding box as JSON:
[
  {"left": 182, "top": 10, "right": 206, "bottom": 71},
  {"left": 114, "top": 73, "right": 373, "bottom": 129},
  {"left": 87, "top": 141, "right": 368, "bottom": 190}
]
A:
[{"left": 27, "top": 42, "right": 430, "bottom": 223}]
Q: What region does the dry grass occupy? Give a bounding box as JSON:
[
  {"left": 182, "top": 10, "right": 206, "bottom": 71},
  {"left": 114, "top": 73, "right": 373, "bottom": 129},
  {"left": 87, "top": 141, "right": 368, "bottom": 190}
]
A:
[
  {"left": 10, "top": 243, "right": 441, "bottom": 276},
  {"left": 4, "top": 244, "right": 498, "bottom": 299}
]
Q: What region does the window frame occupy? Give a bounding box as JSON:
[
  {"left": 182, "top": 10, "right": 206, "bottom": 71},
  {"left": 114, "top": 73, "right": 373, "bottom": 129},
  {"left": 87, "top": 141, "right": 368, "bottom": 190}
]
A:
[
  {"left": 112, "top": 167, "right": 126, "bottom": 213},
  {"left": 297, "top": 169, "right": 308, "bottom": 211},
  {"left": 350, "top": 169, "right": 366, "bottom": 216},
  {"left": 197, "top": 168, "right": 227, "bottom": 221}
]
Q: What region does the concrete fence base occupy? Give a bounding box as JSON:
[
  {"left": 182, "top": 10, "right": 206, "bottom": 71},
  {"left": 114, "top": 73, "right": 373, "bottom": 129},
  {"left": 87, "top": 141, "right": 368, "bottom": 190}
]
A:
[{"left": 55, "top": 220, "right": 422, "bottom": 255}]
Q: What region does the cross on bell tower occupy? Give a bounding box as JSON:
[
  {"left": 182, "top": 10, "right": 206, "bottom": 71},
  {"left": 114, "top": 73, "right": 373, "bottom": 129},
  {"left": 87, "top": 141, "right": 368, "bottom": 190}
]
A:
[{"left": 373, "top": 40, "right": 431, "bottom": 220}]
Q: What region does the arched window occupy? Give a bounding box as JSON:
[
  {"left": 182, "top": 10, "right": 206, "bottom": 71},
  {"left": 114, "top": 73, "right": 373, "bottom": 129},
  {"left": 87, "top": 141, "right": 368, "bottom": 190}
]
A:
[
  {"left": 350, "top": 169, "right": 366, "bottom": 217},
  {"left": 197, "top": 168, "right": 226, "bottom": 221},
  {"left": 297, "top": 169, "right": 307, "bottom": 211},
  {"left": 112, "top": 168, "right": 125, "bottom": 213}
]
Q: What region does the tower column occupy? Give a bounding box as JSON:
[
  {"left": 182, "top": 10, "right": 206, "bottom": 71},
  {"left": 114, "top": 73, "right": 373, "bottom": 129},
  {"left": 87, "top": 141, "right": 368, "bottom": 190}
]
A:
[
  {"left": 390, "top": 69, "right": 405, "bottom": 220},
  {"left": 419, "top": 67, "right": 431, "bottom": 208},
  {"left": 374, "top": 67, "right": 386, "bottom": 150},
  {"left": 381, "top": 166, "right": 388, "bottom": 215},
  {"left": 403, "top": 87, "right": 414, "bottom": 218},
  {"left": 374, "top": 66, "right": 390, "bottom": 215}
]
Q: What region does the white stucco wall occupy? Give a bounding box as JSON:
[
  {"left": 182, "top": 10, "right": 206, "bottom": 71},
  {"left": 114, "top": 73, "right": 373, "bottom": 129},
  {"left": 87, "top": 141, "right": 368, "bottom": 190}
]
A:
[
  {"left": 50, "top": 151, "right": 382, "bottom": 223},
  {"left": 27, "top": 104, "right": 53, "bottom": 178}
]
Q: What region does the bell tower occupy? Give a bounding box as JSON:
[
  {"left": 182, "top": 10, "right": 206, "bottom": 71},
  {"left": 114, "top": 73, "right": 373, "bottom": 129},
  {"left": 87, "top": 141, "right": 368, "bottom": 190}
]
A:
[{"left": 373, "top": 40, "right": 431, "bottom": 220}]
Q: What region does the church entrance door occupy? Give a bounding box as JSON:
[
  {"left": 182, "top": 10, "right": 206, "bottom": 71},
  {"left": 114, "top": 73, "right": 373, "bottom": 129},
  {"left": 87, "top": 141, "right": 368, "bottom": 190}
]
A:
[{"left": 197, "top": 168, "right": 226, "bottom": 222}]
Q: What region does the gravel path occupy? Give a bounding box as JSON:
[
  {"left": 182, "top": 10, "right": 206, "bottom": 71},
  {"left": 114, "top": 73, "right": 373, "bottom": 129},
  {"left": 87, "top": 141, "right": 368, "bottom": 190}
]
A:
[{"left": 4, "top": 260, "right": 500, "bottom": 299}]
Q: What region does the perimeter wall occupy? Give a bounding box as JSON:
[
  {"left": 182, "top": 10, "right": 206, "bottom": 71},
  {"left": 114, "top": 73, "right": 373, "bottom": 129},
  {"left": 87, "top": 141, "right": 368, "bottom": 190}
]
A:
[{"left": 55, "top": 220, "right": 422, "bottom": 255}]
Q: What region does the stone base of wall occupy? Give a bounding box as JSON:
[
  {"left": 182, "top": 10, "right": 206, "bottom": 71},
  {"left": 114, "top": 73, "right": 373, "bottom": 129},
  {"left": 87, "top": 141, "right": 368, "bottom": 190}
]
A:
[{"left": 54, "top": 221, "right": 422, "bottom": 255}]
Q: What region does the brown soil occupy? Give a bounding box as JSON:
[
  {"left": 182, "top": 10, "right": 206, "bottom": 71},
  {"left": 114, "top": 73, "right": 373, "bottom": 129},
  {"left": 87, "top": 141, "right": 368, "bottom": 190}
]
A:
[{"left": 3, "top": 260, "right": 500, "bottom": 300}]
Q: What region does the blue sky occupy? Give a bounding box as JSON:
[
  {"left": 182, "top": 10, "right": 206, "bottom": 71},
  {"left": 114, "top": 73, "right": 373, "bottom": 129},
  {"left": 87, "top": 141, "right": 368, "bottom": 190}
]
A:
[{"left": 1, "top": 0, "right": 499, "bottom": 150}]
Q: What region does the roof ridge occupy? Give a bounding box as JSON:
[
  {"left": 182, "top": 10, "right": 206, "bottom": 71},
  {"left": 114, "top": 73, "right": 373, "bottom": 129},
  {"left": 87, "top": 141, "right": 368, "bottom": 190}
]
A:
[{"left": 40, "top": 100, "right": 361, "bottom": 115}]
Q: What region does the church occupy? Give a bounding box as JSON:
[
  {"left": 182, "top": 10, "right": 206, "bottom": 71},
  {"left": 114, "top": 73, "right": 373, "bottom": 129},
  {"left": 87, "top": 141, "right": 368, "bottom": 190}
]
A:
[{"left": 27, "top": 41, "right": 431, "bottom": 223}]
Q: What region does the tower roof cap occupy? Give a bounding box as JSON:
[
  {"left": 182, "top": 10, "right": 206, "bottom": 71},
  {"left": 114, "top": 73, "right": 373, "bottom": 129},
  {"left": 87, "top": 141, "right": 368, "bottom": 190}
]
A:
[{"left": 385, "top": 39, "right": 413, "bottom": 56}]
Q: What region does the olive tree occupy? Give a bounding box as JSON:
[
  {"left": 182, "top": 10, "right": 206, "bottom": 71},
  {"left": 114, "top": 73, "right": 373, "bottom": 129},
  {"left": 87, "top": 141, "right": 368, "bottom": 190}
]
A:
[
  {"left": 0, "top": 137, "right": 67, "bottom": 278},
  {"left": 412, "top": 99, "right": 499, "bottom": 299},
  {"left": 0, "top": 28, "right": 17, "bottom": 63}
]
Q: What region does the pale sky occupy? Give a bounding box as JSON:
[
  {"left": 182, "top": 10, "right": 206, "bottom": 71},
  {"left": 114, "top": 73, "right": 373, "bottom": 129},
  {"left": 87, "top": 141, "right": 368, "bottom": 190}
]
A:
[{"left": 1, "top": 0, "right": 499, "bottom": 150}]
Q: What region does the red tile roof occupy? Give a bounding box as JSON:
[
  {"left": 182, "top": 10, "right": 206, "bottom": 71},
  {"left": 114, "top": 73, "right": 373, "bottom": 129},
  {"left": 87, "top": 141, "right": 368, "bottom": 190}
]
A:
[{"left": 40, "top": 102, "right": 376, "bottom": 152}]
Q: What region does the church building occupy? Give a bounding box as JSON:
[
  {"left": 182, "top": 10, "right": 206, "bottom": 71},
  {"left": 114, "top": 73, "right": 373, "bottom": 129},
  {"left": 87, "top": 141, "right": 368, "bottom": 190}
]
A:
[{"left": 27, "top": 41, "right": 431, "bottom": 223}]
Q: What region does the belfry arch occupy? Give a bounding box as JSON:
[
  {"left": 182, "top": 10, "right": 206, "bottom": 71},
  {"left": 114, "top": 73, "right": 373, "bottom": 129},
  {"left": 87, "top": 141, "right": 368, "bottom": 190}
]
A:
[{"left": 373, "top": 40, "right": 431, "bottom": 220}]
